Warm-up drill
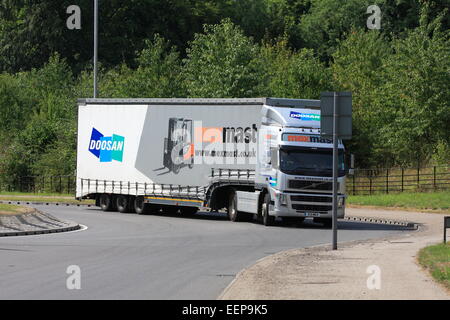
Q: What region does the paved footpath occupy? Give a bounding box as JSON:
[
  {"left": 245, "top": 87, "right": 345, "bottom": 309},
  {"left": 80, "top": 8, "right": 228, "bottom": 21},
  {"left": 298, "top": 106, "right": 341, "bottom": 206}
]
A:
[{"left": 220, "top": 208, "right": 450, "bottom": 300}]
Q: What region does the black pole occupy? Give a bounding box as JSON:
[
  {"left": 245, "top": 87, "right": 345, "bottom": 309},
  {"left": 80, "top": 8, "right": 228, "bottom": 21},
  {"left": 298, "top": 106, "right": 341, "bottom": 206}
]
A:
[
  {"left": 93, "top": 0, "right": 99, "bottom": 98},
  {"left": 332, "top": 92, "right": 338, "bottom": 250}
]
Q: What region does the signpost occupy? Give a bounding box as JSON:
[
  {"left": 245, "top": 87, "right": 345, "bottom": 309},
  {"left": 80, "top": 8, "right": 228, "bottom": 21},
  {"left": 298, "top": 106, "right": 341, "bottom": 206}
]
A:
[
  {"left": 93, "top": 0, "right": 99, "bottom": 98},
  {"left": 320, "top": 92, "right": 352, "bottom": 250},
  {"left": 444, "top": 216, "right": 450, "bottom": 244}
]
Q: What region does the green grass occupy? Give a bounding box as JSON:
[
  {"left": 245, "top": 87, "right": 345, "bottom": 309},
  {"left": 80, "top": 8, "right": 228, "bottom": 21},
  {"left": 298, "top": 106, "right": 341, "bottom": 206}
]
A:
[
  {"left": 347, "top": 191, "right": 450, "bottom": 212},
  {"left": 0, "top": 194, "right": 94, "bottom": 205},
  {"left": 418, "top": 243, "right": 450, "bottom": 290},
  {"left": 0, "top": 191, "right": 73, "bottom": 197},
  {"left": 0, "top": 203, "right": 28, "bottom": 214}
]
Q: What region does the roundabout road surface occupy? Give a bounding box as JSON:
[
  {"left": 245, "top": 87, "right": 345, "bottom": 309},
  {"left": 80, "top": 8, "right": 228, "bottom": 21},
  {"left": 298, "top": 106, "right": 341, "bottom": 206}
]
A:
[{"left": 0, "top": 204, "right": 412, "bottom": 299}]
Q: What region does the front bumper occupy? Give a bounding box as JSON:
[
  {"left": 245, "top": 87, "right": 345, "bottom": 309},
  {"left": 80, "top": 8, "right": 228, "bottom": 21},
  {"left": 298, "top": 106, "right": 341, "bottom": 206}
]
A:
[{"left": 271, "top": 192, "right": 346, "bottom": 218}]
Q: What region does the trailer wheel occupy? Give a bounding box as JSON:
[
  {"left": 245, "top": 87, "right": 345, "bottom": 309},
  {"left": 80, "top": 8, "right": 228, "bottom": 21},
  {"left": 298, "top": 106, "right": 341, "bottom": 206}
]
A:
[
  {"left": 134, "top": 196, "right": 147, "bottom": 214},
  {"left": 228, "top": 191, "right": 252, "bottom": 222},
  {"left": 134, "top": 196, "right": 159, "bottom": 215},
  {"left": 99, "top": 194, "right": 112, "bottom": 212},
  {"left": 261, "top": 193, "right": 275, "bottom": 226},
  {"left": 116, "top": 195, "right": 130, "bottom": 213}
]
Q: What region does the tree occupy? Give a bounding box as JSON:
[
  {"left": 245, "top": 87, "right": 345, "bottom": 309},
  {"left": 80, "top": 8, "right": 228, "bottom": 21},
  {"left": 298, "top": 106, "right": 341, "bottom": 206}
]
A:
[
  {"left": 332, "top": 29, "right": 392, "bottom": 167},
  {"left": 377, "top": 14, "right": 450, "bottom": 166},
  {"left": 182, "top": 19, "right": 263, "bottom": 98},
  {"left": 100, "top": 35, "right": 185, "bottom": 98},
  {"left": 0, "top": 0, "right": 236, "bottom": 74},
  {"left": 260, "top": 39, "right": 331, "bottom": 99}
]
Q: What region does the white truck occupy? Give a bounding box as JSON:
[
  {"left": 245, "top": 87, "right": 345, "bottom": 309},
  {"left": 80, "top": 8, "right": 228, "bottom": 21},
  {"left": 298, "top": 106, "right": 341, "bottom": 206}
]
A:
[{"left": 76, "top": 98, "right": 347, "bottom": 226}]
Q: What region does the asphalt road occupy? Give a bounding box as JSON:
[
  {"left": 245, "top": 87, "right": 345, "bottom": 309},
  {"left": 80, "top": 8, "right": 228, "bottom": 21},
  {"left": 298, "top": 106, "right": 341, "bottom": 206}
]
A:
[{"left": 0, "top": 204, "right": 411, "bottom": 300}]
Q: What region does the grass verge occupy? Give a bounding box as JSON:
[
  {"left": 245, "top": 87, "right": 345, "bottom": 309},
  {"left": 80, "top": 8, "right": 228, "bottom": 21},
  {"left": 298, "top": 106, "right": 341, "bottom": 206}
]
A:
[
  {"left": 0, "top": 195, "right": 94, "bottom": 205},
  {"left": 347, "top": 191, "right": 450, "bottom": 213},
  {"left": 0, "top": 203, "right": 33, "bottom": 215},
  {"left": 0, "top": 191, "right": 73, "bottom": 198},
  {"left": 418, "top": 243, "right": 450, "bottom": 290}
]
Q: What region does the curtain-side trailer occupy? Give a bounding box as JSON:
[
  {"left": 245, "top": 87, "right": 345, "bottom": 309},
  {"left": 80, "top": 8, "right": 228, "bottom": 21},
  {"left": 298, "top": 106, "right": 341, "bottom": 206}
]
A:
[{"left": 76, "top": 98, "right": 347, "bottom": 226}]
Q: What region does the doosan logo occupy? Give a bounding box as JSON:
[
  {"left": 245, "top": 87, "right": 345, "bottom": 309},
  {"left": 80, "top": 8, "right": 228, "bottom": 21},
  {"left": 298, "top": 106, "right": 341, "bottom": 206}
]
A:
[
  {"left": 88, "top": 128, "right": 125, "bottom": 162},
  {"left": 289, "top": 112, "right": 320, "bottom": 121}
]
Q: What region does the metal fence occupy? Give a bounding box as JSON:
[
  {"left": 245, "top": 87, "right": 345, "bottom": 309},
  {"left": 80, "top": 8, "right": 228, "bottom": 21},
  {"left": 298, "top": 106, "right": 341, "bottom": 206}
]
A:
[
  {"left": 1, "top": 165, "right": 449, "bottom": 196},
  {"left": 0, "top": 176, "right": 76, "bottom": 195},
  {"left": 348, "top": 165, "right": 450, "bottom": 195}
]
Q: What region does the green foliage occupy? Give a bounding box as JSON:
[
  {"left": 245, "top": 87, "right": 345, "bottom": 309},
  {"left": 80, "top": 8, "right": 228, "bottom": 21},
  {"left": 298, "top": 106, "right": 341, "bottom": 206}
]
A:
[
  {"left": 0, "top": 1, "right": 449, "bottom": 184},
  {"left": 299, "top": 0, "right": 371, "bottom": 58},
  {"left": 183, "top": 19, "right": 263, "bottom": 98},
  {"left": 376, "top": 14, "right": 450, "bottom": 166},
  {"left": 0, "top": 54, "right": 77, "bottom": 183},
  {"left": 261, "top": 39, "right": 332, "bottom": 98},
  {"left": 100, "top": 35, "right": 185, "bottom": 98},
  {"left": 332, "top": 29, "right": 392, "bottom": 167},
  {"left": 0, "top": 74, "right": 31, "bottom": 133}
]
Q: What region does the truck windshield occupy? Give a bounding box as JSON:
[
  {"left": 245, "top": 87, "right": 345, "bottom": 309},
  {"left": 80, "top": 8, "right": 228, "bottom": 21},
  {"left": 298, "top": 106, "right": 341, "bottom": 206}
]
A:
[{"left": 279, "top": 147, "right": 345, "bottom": 177}]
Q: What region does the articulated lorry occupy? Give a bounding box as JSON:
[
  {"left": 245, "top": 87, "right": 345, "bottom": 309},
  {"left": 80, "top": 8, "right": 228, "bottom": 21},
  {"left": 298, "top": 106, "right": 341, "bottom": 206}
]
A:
[{"left": 76, "top": 98, "right": 347, "bottom": 226}]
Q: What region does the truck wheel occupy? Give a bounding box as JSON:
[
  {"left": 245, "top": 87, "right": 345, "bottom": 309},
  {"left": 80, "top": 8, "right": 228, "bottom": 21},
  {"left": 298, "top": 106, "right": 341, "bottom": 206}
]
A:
[
  {"left": 116, "top": 195, "right": 130, "bottom": 213},
  {"left": 228, "top": 191, "right": 252, "bottom": 222},
  {"left": 180, "top": 207, "right": 198, "bottom": 216},
  {"left": 134, "top": 196, "right": 159, "bottom": 215},
  {"left": 261, "top": 193, "right": 275, "bottom": 226},
  {"left": 99, "top": 194, "right": 112, "bottom": 212},
  {"left": 134, "top": 196, "right": 147, "bottom": 214}
]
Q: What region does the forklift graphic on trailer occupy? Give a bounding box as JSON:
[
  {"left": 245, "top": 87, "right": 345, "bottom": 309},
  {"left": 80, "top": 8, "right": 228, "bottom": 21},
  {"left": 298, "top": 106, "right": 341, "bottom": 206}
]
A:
[{"left": 155, "top": 117, "right": 194, "bottom": 175}]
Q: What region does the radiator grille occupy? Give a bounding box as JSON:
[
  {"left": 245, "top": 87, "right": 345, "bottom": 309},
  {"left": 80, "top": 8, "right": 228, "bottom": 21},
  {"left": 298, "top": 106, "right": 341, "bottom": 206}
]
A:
[
  {"left": 291, "top": 195, "right": 332, "bottom": 203},
  {"left": 288, "top": 180, "right": 333, "bottom": 191},
  {"left": 292, "top": 204, "right": 332, "bottom": 211}
]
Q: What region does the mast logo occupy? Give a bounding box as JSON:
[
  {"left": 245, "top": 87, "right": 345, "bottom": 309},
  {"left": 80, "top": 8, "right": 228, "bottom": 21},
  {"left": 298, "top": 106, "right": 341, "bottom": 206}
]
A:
[{"left": 88, "top": 128, "right": 125, "bottom": 162}]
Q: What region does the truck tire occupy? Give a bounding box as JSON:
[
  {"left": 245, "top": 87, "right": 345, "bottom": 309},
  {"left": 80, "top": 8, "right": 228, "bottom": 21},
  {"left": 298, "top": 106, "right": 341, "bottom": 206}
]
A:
[
  {"left": 99, "top": 194, "right": 112, "bottom": 212},
  {"left": 116, "top": 195, "right": 130, "bottom": 213},
  {"left": 134, "top": 196, "right": 148, "bottom": 214},
  {"left": 228, "top": 190, "right": 252, "bottom": 222},
  {"left": 134, "top": 196, "right": 159, "bottom": 215},
  {"left": 180, "top": 207, "right": 198, "bottom": 216},
  {"left": 261, "top": 193, "right": 275, "bottom": 226}
]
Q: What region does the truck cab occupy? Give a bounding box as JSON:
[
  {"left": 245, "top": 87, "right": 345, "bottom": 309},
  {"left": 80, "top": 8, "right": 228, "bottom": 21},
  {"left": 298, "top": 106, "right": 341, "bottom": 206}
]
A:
[{"left": 255, "top": 102, "right": 346, "bottom": 226}]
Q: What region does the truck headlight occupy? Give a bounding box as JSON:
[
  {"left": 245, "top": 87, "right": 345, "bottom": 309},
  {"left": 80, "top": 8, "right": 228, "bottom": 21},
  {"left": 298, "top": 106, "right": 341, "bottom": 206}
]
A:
[{"left": 278, "top": 194, "right": 288, "bottom": 206}]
